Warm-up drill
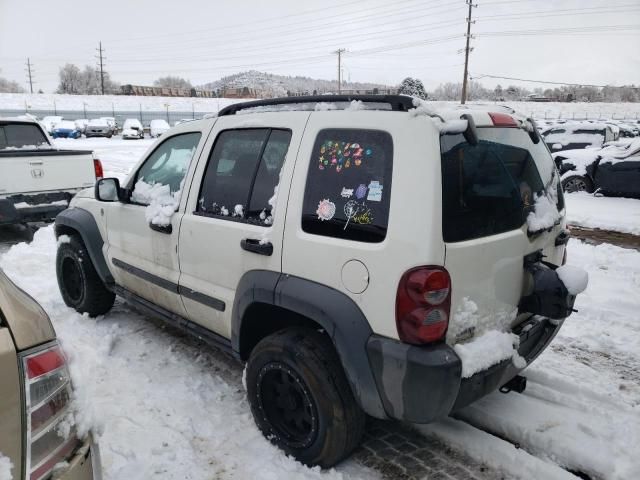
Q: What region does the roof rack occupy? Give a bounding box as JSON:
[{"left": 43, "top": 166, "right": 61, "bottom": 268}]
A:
[{"left": 217, "top": 94, "right": 416, "bottom": 116}]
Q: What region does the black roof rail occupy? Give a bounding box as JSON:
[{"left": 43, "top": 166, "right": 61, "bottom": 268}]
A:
[{"left": 217, "top": 94, "right": 416, "bottom": 116}]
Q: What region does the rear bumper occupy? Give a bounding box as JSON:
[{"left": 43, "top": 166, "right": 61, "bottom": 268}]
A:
[
  {"left": 0, "top": 193, "right": 72, "bottom": 225},
  {"left": 366, "top": 316, "right": 562, "bottom": 423},
  {"left": 57, "top": 437, "right": 102, "bottom": 480}
]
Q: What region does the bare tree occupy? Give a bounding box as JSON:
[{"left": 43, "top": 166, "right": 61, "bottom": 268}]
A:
[
  {"left": 0, "top": 69, "right": 25, "bottom": 93},
  {"left": 57, "top": 64, "right": 83, "bottom": 94},
  {"left": 153, "top": 76, "right": 192, "bottom": 89}
]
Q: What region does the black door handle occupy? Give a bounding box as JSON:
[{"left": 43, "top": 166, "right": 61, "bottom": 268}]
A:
[
  {"left": 149, "top": 222, "right": 172, "bottom": 234},
  {"left": 240, "top": 238, "right": 273, "bottom": 256},
  {"left": 555, "top": 229, "right": 570, "bottom": 246}
]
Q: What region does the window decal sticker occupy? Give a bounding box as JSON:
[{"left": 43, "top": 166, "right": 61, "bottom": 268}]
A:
[
  {"left": 316, "top": 199, "right": 336, "bottom": 221},
  {"left": 341, "top": 187, "right": 354, "bottom": 198},
  {"left": 355, "top": 183, "right": 368, "bottom": 200},
  {"left": 318, "top": 140, "right": 366, "bottom": 172},
  {"left": 367, "top": 181, "right": 383, "bottom": 202}
]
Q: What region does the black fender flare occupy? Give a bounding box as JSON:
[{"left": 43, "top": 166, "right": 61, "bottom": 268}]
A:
[
  {"left": 54, "top": 208, "right": 114, "bottom": 286},
  {"left": 232, "top": 270, "right": 387, "bottom": 419}
]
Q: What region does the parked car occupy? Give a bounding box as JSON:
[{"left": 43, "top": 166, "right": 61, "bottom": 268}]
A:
[
  {"left": 75, "top": 118, "right": 90, "bottom": 134},
  {"left": 149, "top": 119, "right": 170, "bottom": 138},
  {"left": 542, "top": 122, "right": 616, "bottom": 152},
  {"left": 40, "top": 116, "right": 63, "bottom": 134},
  {"left": 0, "top": 118, "right": 101, "bottom": 225},
  {"left": 554, "top": 138, "right": 640, "bottom": 197},
  {"left": 85, "top": 118, "right": 114, "bottom": 138},
  {"left": 121, "top": 118, "right": 144, "bottom": 139},
  {"left": 52, "top": 120, "right": 82, "bottom": 139},
  {"left": 54, "top": 96, "right": 585, "bottom": 468},
  {"left": 0, "top": 268, "right": 102, "bottom": 480}
]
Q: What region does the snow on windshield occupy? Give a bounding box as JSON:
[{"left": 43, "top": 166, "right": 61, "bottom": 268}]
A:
[{"left": 55, "top": 121, "right": 76, "bottom": 130}]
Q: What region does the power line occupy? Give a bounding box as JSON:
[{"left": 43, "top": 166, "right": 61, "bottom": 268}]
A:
[
  {"left": 471, "top": 73, "right": 640, "bottom": 89},
  {"left": 461, "top": 0, "right": 477, "bottom": 104},
  {"left": 25, "top": 58, "right": 34, "bottom": 94},
  {"left": 333, "top": 49, "right": 346, "bottom": 93}
]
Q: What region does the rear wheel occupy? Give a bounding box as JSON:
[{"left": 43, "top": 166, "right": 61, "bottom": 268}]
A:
[
  {"left": 246, "top": 327, "right": 365, "bottom": 468},
  {"left": 56, "top": 235, "right": 115, "bottom": 316},
  {"left": 562, "top": 175, "right": 594, "bottom": 193}
]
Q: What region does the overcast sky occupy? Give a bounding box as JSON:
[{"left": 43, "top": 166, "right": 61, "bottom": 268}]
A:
[{"left": 1, "top": 0, "right": 638, "bottom": 93}]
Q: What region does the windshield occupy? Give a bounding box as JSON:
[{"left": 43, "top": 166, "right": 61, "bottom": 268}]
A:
[
  {"left": 88, "top": 119, "right": 108, "bottom": 126},
  {"left": 440, "top": 127, "right": 561, "bottom": 242}
]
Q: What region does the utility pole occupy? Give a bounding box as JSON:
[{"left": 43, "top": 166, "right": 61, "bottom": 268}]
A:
[
  {"left": 96, "top": 41, "right": 106, "bottom": 95},
  {"left": 333, "top": 48, "right": 346, "bottom": 94},
  {"left": 461, "top": 0, "right": 476, "bottom": 104},
  {"left": 25, "top": 58, "right": 34, "bottom": 94}
]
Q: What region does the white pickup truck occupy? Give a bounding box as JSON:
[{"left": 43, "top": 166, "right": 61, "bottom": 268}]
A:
[{"left": 0, "top": 118, "right": 101, "bottom": 226}]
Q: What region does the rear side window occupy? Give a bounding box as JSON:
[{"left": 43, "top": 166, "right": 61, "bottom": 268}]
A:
[
  {"left": 301, "top": 129, "right": 393, "bottom": 243},
  {"left": 197, "top": 129, "right": 291, "bottom": 225},
  {"left": 441, "top": 130, "right": 547, "bottom": 242},
  {"left": 0, "top": 124, "right": 49, "bottom": 149}
]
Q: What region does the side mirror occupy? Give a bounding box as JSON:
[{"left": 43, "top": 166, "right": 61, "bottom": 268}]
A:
[{"left": 95, "top": 178, "right": 121, "bottom": 202}]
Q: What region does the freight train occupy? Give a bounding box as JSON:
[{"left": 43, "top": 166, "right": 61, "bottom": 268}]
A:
[{"left": 120, "top": 84, "right": 217, "bottom": 98}]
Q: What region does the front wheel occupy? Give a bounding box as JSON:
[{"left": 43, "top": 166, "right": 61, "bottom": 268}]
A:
[
  {"left": 246, "top": 328, "right": 365, "bottom": 468},
  {"left": 56, "top": 235, "right": 115, "bottom": 316},
  {"left": 562, "top": 175, "right": 594, "bottom": 193}
]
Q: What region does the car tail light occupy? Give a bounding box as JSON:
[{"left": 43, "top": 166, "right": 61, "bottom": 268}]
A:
[
  {"left": 396, "top": 267, "right": 451, "bottom": 345},
  {"left": 93, "top": 159, "right": 104, "bottom": 180},
  {"left": 22, "top": 343, "right": 79, "bottom": 480},
  {"left": 489, "top": 112, "right": 518, "bottom": 127}
]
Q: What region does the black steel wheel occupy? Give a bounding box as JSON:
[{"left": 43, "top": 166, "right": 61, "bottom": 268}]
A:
[
  {"left": 246, "top": 327, "right": 365, "bottom": 468},
  {"left": 562, "top": 175, "right": 594, "bottom": 193}
]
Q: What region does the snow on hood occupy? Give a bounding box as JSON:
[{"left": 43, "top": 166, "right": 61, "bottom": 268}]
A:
[
  {"left": 54, "top": 120, "right": 76, "bottom": 130},
  {"left": 122, "top": 128, "right": 140, "bottom": 136}
]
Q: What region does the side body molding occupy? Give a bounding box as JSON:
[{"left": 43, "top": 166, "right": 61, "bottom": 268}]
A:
[
  {"left": 54, "top": 208, "right": 114, "bottom": 285},
  {"left": 232, "top": 270, "right": 387, "bottom": 419}
]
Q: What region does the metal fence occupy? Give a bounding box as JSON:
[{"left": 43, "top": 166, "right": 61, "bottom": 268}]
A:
[{"left": 0, "top": 108, "right": 214, "bottom": 127}]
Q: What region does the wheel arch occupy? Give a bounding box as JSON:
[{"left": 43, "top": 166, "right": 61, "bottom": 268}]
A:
[
  {"left": 54, "top": 208, "right": 114, "bottom": 286},
  {"left": 232, "top": 270, "right": 387, "bottom": 419}
]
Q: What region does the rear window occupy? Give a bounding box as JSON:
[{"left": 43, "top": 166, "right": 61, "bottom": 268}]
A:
[
  {"left": 301, "top": 129, "right": 393, "bottom": 243},
  {"left": 440, "top": 128, "right": 559, "bottom": 242},
  {"left": 0, "top": 123, "right": 49, "bottom": 149}
]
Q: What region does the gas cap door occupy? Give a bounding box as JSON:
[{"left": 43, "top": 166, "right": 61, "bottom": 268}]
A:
[{"left": 341, "top": 259, "right": 369, "bottom": 294}]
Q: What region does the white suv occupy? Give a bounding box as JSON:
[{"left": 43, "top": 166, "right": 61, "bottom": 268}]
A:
[{"left": 54, "top": 95, "right": 586, "bottom": 468}]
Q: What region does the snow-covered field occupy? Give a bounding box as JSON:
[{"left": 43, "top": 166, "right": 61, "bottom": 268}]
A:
[{"left": 2, "top": 93, "right": 640, "bottom": 120}]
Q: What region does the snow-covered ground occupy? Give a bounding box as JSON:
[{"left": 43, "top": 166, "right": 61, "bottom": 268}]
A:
[
  {"left": 1, "top": 228, "right": 638, "bottom": 480},
  {"left": 565, "top": 193, "right": 640, "bottom": 236}
]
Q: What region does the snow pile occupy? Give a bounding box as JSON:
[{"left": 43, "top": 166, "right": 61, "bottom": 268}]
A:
[
  {"left": 438, "top": 119, "right": 468, "bottom": 134},
  {"left": 453, "top": 330, "right": 523, "bottom": 378},
  {"left": 408, "top": 97, "right": 438, "bottom": 117},
  {"left": 233, "top": 204, "right": 244, "bottom": 218},
  {"left": 556, "top": 265, "right": 589, "bottom": 295},
  {"left": 527, "top": 191, "right": 561, "bottom": 232},
  {"left": 0, "top": 454, "right": 12, "bottom": 480},
  {"left": 564, "top": 192, "right": 640, "bottom": 235},
  {"left": 345, "top": 100, "right": 365, "bottom": 111},
  {"left": 131, "top": 179, "right": 181, "bottom": 226},
  {"left": 314, "top": 102, "right": 337, "bottom": 111}
]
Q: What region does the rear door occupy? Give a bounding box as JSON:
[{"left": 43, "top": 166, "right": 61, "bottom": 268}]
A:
[
  {"left": 178, "top": 112, "right": 308, "bottom": 338},
  {"left": 594, "top": 159, "right": 640, "bottom": 198},
  {"left": 440, "top": 126, "right": 566, "bottom": 344}
]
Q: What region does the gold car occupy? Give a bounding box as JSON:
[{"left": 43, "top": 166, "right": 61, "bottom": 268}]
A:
[{"left": 0, "top": 268, "right": 101, "bottom": 480}]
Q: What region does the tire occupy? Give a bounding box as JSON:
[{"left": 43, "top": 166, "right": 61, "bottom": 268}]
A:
[
  {"left": 246, "top": 327, "right": 365, "bottom": 468},
  {"left": 562, "top": 175, "right": 594, "bottom": 193},
  {"left": 56, "top": 235, "right": 115, "bottom": 316}
]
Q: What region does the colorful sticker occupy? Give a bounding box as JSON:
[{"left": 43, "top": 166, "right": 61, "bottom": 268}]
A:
[
  {"left": 318, "top": 140, "right": 368, "bottom": 172},
  {"left": 353, "top": 207, "right": 373, "bottom": 225},
  {"left": 367, "top": 181, "right": 383, "bottom": 202},
  {"left": 316, "top": 199, "right": 336, "bottom": 221},
  {"left": 341, "top": 187, "right": 354, "bottom": 198},
  {"left": 355, "top": 184, "right": 367, "bottom": 200}
]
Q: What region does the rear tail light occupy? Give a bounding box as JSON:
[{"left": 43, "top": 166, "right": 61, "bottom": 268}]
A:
[
  {"left": 489, "top": 112, "right": 518, "bottom": 127},
  {"left": 396, "top": 267, "right": 452, "bottom": 345},
  {"left": 22, "top": 343, "right": 79, "bottom": 480},
  {"left": 93, "top": 159, "right": 104, "bottom": 180}
]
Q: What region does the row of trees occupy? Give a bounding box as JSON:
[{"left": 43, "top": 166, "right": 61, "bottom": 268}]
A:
[{"left": 56, "top": 64, "right": 119, "bottom": 95}]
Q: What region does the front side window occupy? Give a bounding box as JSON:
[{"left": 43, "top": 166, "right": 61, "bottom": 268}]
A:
[
  {"left": 197, "top": 129, "right": 291, "bottom": 225},
  {"left": 132, "top": 132, "right": 201, "bottom": 204},
  {"left": 301, "top": 129, "right": 393, "bottom": 243}
]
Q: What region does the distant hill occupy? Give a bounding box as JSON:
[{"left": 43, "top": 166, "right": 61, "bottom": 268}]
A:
[{"left": 201, "top": 70, "right": 393, "bottom": 97}]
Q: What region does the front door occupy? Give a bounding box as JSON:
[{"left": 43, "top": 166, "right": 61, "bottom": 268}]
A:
[
  {"left": 178, "top": 112, "right": 309, "bottom": 338},
  {"left": 105, "top": 131, "right": 205, "bottom": 316}
]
